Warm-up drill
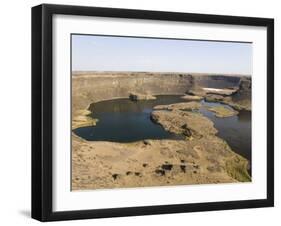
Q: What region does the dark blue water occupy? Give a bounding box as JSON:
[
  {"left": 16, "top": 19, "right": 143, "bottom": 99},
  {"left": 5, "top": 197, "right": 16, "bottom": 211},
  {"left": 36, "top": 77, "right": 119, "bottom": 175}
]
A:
[
  {"left": 199, "top": 101, "right": 251, "bottom": 167},
  {"left": 73, "top": 95, "right": 251, "bottom": 165},
  {"left": 73, "top": 96, "right": 186, "bottom": 142}
]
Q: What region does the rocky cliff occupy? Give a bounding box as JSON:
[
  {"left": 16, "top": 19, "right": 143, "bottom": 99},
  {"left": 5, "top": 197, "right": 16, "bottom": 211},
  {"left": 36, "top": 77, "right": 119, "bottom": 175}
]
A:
[
  {"left": 72, "top": 72, "right": 193, "bottom": 115},
  {"left": 192, "top": 74, "right": 241, "bottom": 89},
  {"left": 72, "top": 72, "right": 248, "bottom": 116},
  {"left": 232, "top": 77, "right": 252, "bottom": 101}
]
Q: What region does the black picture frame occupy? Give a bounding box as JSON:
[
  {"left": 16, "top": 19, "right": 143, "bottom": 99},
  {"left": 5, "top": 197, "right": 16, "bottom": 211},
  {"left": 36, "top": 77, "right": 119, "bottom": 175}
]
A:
[{"left": 32, "top": 3, "right": 274, "bottom": 222}]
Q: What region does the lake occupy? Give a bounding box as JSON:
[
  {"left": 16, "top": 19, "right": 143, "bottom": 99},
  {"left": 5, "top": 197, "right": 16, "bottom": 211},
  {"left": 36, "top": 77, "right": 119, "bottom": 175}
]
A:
[{"left": 73, "top": 95, "right": 251, "bottom": 169}]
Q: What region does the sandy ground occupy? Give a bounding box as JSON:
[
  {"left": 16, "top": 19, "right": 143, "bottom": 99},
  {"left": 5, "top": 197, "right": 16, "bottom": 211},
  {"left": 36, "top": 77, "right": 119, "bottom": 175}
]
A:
[{"left": 71, "top": 135, "right": 242, "bottom": 190}]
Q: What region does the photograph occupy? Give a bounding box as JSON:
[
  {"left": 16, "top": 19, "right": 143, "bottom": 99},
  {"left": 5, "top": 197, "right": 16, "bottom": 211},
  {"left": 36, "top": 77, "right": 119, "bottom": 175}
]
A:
[
  {"left": 31, "top": 3, "right": 274, "bottom": 221},
  {"left": 71, "top": 34, "right": 252, "bottom": 190}
]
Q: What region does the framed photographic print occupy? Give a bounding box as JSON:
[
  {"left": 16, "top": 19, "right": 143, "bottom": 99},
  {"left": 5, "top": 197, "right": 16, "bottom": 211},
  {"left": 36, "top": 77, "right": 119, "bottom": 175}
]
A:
[{"left": 32, "top": 4, "right": 274, "bottom": 221}]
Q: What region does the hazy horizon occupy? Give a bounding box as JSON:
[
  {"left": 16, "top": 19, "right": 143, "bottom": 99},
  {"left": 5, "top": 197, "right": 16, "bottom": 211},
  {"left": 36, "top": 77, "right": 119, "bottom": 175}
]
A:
[{"left": 72, "top": 35, "right": 252, "bottom": 75}]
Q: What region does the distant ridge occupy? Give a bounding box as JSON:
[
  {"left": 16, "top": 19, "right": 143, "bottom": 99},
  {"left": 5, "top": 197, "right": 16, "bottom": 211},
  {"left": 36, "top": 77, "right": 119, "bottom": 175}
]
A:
[{"left": 72, "top": 71, "right": 251, "bottom": 77}]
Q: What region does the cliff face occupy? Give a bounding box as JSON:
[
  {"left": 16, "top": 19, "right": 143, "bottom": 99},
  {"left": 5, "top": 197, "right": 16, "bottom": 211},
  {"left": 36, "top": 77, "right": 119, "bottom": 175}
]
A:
[
  {"left": 72, "top": 73, "right": 193, "bottom": 114},
  {"left": 72, "top": 72, "right": 249, "bottom": 115},
  {"left": 233, "top": 77, "right": 252, "bottom": 100},
  {"left": 192, "top": 75, "right": 241, "bottom": 88}
]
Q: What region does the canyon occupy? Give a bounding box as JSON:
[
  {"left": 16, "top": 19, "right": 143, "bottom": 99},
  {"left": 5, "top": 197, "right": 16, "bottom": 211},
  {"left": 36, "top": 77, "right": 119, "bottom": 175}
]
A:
[{"left": 71, "top": 72, "right": 251, "bottom": 190}]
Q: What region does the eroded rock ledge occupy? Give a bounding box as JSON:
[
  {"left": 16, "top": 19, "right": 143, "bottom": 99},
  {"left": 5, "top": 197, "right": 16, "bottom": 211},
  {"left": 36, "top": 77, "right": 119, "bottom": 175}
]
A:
[
  {"left": 151, "top": 110, "right": 217, "bottom": 138},
  {"left": 181, "top": 94, "right": 203, "bottom": 101},
  {"left": 153, "top": 101, "right": 201, "bottom": 111},
  {"left": 188, "top": 77, "right": 252, "bottom": 111},
  {"left": 150, "top": 105, "right": 250, "bottom": 182},
  {"left": 205, "top": 106, "right": 238, "bottom": 118},
  {"left": 72, "top": 109, "right": 98, "bottom": 130},
  {"left": 129, "top": 92, "right": 156, "bottom": 101}
]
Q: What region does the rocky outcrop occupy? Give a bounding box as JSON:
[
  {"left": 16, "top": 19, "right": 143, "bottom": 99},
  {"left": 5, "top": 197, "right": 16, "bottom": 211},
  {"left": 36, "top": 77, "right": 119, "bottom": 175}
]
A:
[
  {"left": 72, "top": 109, "right": 98, "bottom": 130},
  {"left": 192, "top": 74, "right": 241, "bottom": 88},
  {"left": 151, "top": 110, "right": 217, "bottom": 138},
  {"left": 149, "top": 103, "right": 250, "bottom": 183},
  {"left": 229, "top": 77, "right": 251, "bottom": 110},
  {"left": 205, "top": 94, "right": 225, "bottom": 102},
  {"left": 238, "top": 77, "right": 251, "bottom": 94},
  {"left": 223, "top": 99, "right": 251, "bottom": 111},
  {"left": 205, "top": 106, "right": 238, "bottom": 118},
  {"left": 187, "top": 77, "right": 251, "bottom": 111},
  {"left": 202, "top": 87, "right": 238, "bottom": 96},
  {"left": 187, "top": 88, "right": 207, "bottom": 97},
  {"left": 153, "top": 101, "right": 201, "bottom": 111},
  {"left": 181, "top": 94, "right": 203, "bottom": 101},
  {"left": 129, "top": 92, "right": 156, "bottom": 101}
]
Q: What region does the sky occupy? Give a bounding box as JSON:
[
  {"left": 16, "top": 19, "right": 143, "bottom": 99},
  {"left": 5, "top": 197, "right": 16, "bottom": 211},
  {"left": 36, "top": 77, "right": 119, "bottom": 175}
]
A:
[{"left": 72, "top": 34, "right": 252, "bottom": 75}]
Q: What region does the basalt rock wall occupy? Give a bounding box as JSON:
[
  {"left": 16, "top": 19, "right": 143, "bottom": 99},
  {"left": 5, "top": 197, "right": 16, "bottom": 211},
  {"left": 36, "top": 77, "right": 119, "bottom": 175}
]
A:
[
  {"left": 72, "top": 72, "right": 248, "bottom": 115},
  {"left": 192, "top": 75, "right": 241, "bottom": 88},
  {"left": 72, "top": 73, "right": 193, "bottom": 114},
  {"left": 232, "top": 77, "right": 252, "bottom": 101}
]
